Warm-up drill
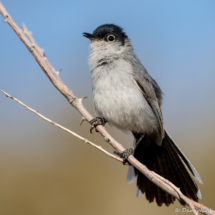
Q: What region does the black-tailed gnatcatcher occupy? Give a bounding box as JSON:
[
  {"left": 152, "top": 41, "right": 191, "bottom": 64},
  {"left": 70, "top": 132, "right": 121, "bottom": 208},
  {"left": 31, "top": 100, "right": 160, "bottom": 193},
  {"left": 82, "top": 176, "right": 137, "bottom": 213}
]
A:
[{"left": 83, "top": 24, "right": 203, "bottom": 206}]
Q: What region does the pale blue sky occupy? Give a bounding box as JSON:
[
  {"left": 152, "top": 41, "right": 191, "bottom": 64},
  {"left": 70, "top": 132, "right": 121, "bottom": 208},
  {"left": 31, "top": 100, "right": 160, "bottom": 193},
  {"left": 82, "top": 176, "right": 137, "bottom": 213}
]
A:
[{"left": 1, "top": 0, "right": 215, "bottom": 149}]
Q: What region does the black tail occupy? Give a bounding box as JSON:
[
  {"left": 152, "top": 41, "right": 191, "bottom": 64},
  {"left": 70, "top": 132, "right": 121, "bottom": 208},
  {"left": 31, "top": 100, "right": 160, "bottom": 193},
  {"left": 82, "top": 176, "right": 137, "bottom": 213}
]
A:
[{"left": 127, "top": 130, "right": 202, "bottom": 206}]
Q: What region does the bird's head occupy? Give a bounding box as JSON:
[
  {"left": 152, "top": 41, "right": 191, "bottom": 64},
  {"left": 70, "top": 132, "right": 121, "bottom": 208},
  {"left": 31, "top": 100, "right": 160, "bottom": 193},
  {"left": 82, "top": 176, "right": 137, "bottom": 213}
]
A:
[{"left": 83, "top": 24, "right": 131, "bottom": 61}]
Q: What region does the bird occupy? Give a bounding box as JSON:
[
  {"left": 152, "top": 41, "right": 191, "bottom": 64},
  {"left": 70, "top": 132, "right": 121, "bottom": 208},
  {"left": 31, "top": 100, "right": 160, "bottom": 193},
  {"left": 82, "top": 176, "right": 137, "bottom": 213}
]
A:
[{"left": 83, "top": 24, "right": 203, "bottom": 206}]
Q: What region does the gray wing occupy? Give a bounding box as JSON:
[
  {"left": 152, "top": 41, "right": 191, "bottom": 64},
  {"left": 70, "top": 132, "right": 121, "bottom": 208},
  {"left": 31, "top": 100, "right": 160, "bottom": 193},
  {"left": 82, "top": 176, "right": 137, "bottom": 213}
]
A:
[{"left": 133, "top": 71, "right": 164, "bottom": 145}]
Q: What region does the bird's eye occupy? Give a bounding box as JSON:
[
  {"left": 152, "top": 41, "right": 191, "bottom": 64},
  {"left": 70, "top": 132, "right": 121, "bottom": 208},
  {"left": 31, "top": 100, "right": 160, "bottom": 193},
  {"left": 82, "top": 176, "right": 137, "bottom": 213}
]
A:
[{"left": 107, "top": 35, "right": 115, "bottom": 42}]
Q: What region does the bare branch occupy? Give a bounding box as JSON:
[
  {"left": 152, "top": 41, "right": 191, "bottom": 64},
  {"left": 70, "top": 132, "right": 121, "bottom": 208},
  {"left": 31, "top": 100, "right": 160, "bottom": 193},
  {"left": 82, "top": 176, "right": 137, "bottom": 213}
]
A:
[
  {"left": 153, "top": 172, "right": 199, "bottom": 215},
  {"left": 0, "top": 2, "right": 214, "bottom": 214},
  {"left": 22, "top": 23, "right": 44, "bottom": 57},
  {"left": 21, "top": 23, "right": 56, "bottom": 73},
  {"left": 1, "top": 90, "right": 123, "bottom": 163}
]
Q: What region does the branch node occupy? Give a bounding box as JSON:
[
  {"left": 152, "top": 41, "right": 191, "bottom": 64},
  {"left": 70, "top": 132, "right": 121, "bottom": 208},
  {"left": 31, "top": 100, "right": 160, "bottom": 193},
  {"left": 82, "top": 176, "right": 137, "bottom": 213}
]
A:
[
  {"left": 24, "top": 106, "right": 28, "bottom": 110},
  {"left": 80, "top": 116, "right": 86, "bottom": 126},
  {"left": 69, "top": 97, "right": 78, "bottom": 106},
  {"left": 104, "top": 136, "right": 110, "bottom": 142},
  {"left": 3, "top": 14, "right": 9, "bottom": 23},
  {"left": 56, "top": 69, "right": 62, "bottom": 75},
  {"left": 30, "top": 45, "right": 35, "bottom": 52},
  {"left": 21, "top": 23, "right": 32, "bottom": 36},
  {"left": 79, "top": 97, "right": 87, "bottom": 103}
]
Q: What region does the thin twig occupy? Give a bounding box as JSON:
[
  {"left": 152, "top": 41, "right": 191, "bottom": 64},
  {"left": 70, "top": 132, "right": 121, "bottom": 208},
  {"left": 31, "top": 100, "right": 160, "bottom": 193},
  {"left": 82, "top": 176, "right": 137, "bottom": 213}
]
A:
[
  {"left": 0, "top": 2, "right": 214, "bottom": 214},
  {"left": 1, "top": 90, "right": 123, "bottom": 163}
]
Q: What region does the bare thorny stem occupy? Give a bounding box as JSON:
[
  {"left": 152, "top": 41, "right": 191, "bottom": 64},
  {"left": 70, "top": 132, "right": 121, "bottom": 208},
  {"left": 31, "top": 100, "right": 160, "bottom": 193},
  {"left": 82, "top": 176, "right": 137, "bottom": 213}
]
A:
[
  {"left": 1, "top": 90, "right": 123, "bottom": 163},
  {"left": 0, "top": 2, "right": 214, "bottom": 215},
  {"left": 153, "top": 172, "right": 199, "bottom": 215}
]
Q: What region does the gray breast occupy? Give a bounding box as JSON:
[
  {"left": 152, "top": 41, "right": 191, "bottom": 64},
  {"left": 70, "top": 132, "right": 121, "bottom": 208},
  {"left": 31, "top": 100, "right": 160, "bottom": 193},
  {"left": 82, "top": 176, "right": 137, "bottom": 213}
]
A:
[{"left": 91, "top": 58, "right": 158, "bottom": 134}]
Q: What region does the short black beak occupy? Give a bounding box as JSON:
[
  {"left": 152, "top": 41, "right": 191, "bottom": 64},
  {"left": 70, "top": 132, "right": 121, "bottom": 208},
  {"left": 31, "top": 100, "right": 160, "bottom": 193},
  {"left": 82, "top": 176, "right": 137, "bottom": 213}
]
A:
[{"left": 83, "top": 32, "right": 100, "bottom": 41}]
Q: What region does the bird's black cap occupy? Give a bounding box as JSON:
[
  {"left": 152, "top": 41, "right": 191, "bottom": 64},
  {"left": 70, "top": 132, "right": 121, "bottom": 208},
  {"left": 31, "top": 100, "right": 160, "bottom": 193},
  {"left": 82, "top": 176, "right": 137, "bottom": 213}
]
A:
[{"left": 83, "top": 24, "right": 128, "bottom": 45}]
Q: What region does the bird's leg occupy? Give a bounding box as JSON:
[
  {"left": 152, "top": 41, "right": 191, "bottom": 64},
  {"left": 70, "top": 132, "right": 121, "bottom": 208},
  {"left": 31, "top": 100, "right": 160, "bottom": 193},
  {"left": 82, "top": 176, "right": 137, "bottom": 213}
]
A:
[
  {"left": 134, "top": 134, "right": 145, "bottom": 149},
  {"left": 114, "top": 134, "right": 145, "bottom": 165},
  {"left": 114, "top": 148, "right": 135, "bottom": 165},
  {"left": 90, "top": 117, "right": 106, "bottom": 133}
]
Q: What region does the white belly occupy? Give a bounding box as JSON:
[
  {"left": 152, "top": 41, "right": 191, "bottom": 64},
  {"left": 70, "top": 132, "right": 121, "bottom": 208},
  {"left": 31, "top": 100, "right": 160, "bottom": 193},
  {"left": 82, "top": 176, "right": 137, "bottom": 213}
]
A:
[{"left": 91, "top": 59, "right": 158, "bottom": 134}]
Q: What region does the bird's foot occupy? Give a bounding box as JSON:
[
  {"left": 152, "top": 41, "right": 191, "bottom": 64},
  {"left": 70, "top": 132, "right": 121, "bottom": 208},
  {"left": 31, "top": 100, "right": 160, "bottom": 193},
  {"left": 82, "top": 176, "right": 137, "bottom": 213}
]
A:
[
  {"left": 114, "top": 147, "right": 135, "bottom": 165},
  {"left": 90, "top": 117, "right": 106, "bottom": 133}
]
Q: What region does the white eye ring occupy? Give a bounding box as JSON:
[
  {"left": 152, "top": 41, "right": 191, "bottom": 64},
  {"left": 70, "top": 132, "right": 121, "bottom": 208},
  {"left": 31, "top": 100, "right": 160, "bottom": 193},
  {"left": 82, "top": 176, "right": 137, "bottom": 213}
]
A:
[{"left": 107, "top": 34, "right": 115, "bottom": 42}]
